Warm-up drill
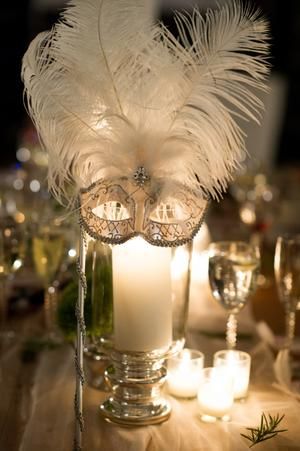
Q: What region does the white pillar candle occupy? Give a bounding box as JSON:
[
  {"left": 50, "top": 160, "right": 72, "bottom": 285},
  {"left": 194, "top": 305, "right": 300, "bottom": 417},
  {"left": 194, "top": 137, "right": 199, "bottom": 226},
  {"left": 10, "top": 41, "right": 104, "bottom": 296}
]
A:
[
  {"left": 167, "top": 349, "right": 204, "bottom": 398},
  {"left": 213, "top": 350, "right": 251, "bottom": 399},
  {"left": 197, "top": 367, "right": 234, "bottom": 421},
  {"left": 112, "top": 237, "right": 172, "bottom": 352}
]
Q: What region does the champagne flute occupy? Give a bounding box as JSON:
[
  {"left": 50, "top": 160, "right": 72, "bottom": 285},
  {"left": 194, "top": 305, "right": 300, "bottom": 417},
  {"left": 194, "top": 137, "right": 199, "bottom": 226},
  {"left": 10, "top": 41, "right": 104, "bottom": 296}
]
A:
[
  {"left": 274, "top": 234, "right": 300, "bottom": 349},
  {"left": 0, "top": 228, "right": 10, "bottom": 343},
  {"left": 32, "top": 221, "right": 65, "bottom": 339},
  {"left": 0, "top": 221, "right": 23, "bottom": 345},
  {"left": 208, "top": 241, "right": 260, "bottom": 349}
]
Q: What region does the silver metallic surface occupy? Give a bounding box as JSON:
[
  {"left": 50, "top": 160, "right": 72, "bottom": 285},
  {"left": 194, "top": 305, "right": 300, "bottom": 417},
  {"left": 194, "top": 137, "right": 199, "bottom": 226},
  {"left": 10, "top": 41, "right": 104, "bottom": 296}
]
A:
[
  {"left": 99, "top": 341, "right": 184, "bottom": 426},
  {"left": 79, "top": 177, "right": 209, "bottom": 246}
]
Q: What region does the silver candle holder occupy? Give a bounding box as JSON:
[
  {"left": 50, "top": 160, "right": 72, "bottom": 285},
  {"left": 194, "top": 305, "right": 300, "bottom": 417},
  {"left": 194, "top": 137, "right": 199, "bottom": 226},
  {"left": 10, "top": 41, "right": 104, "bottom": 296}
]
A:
[{"left": 100, "top": 346, "right": 181, "bottom": 425}]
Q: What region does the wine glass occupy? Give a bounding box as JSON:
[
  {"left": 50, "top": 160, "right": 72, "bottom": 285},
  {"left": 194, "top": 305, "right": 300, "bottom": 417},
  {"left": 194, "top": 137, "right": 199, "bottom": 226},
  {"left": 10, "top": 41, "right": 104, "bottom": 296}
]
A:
[
  {"left": 274, "top": 234, "right": 300, "bottom": 349},
  {"left": 208, "top": 241, "right": 260, "bottom": 349},
  {"left": 0, "top": 228, "right": 10, "bottom": 343},
  {"left": 0, "top": 220, "right": 24, "bottom": 345},
  {"left": 32, "top": 219, "right": 65, "bottom": 340}
]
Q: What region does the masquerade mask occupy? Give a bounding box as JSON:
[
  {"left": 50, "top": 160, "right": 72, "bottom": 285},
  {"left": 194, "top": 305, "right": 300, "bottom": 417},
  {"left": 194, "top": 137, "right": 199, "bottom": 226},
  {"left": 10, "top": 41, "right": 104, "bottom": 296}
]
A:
[{"left": 80, "top": 168, "right": 209, "bottom": 246}]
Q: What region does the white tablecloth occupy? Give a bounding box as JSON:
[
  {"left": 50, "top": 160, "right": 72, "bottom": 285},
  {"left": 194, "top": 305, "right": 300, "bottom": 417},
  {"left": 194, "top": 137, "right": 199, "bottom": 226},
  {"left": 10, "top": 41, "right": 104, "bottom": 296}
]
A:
[{"left": 19, "top": 332, "right": 300, "bottom": 451}]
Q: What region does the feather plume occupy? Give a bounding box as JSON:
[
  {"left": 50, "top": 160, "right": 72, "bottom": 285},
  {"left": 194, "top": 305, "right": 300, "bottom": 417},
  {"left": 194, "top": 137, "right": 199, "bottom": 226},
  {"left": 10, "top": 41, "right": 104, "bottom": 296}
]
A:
[{"left": 22, "top": 0, "right": 270, "bottom": 207}]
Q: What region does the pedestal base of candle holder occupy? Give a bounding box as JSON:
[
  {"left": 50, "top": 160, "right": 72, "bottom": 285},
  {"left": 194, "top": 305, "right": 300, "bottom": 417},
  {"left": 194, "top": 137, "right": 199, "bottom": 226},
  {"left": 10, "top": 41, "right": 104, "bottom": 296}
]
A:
[
  {"left": 100, "top": 398, "right": 171, "bottom": 426},
  {"left": 100, "top": 348, "right": 172, "bottom": 426}
]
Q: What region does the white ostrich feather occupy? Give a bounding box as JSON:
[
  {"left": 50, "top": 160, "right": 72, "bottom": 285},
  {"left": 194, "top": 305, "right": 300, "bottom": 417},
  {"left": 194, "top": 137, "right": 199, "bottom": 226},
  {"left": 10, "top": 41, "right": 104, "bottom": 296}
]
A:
[{"left": 22, "top": 0, "right": 270, "bottom": 207}]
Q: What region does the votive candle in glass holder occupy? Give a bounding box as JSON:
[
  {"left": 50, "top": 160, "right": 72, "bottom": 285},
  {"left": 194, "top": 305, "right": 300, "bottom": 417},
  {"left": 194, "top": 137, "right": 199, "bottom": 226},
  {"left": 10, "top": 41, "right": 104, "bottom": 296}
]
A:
[
  {"left": 197, "top": 367, "right": 234, "bottom": 422},
  {"left": 213, "top": 350, "right": 251, "bottom": 400},
  {"left": 167, "top": 348, "right": 204, "bottom": 398}
]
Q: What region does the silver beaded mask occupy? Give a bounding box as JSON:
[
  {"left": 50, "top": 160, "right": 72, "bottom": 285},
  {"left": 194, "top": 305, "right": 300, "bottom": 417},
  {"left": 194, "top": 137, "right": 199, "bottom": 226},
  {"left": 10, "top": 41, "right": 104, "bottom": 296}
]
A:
[{"left": 79, "top": 168, "right": 209, "bottom": 247}]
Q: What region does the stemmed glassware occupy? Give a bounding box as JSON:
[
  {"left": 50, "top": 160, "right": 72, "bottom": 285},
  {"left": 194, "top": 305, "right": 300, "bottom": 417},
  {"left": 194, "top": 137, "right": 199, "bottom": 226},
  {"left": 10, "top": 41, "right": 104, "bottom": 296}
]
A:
[
  {"left": 0, "top": 220, "right": 24, "bottom": 345},
  {"left": 32, "top": 219, "right": 65, "bottom": 340},
  {"left": 274, "top": 234, "right": 300, "bottom": 350},
  {"left": 208, "top": 241, "right": 260, "bottom": 349},
  {"left": 0, "top": 228, "right": 10, "bottom": 342}
]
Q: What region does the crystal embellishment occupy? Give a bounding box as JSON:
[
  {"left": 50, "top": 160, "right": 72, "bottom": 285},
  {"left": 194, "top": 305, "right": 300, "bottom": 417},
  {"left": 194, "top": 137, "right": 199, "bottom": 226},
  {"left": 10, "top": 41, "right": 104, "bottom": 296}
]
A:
[{"left": 133, "top": 166, "right": 150, "bottom": 186}]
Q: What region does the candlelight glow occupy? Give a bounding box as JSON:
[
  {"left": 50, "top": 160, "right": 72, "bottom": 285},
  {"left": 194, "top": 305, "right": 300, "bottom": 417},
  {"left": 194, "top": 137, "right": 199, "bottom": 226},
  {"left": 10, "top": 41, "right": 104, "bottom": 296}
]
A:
[
  {"left": 213, "top": 350, "right": 251, "bottom": 399},
  {"left": 167, "top": 348, "right": 204, "bottom": 398},
  {"left": 171, "top": 247, "right": 190, "bottom": 281},
  {"left": 112, "top": 237, "right": 172, "bottom": 352},
  {"left": 197, "top": 367, "right": 234, "bottom": 421}
]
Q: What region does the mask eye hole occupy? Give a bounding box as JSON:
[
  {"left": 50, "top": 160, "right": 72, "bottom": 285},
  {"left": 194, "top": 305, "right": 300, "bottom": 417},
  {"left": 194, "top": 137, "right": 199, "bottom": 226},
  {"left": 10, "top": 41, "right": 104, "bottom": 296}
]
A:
[
  {"left": 144, "top": 191, "right": 209, "bottom": 245},
  {"left": 80, "top": 181, "right": 136, "bottom": 243},
  {"left": 148, "top": 200, "right": 189, "bottom": 224},
  {"left": 92, "top": 201, "right": 130, "bottom": 221}
]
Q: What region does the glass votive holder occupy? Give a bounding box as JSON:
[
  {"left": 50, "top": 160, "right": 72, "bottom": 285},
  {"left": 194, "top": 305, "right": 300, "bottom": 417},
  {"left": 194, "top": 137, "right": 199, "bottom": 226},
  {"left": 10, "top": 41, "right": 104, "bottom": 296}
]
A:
[
  {"left": 213, "top": 350, "right": 251, "bottom": 400},
  {"left": 197, "top": 367, "right": 234, "bottom": 422},
  {"left": 167, "top": 348, "right": 204, "bottom": 398}
]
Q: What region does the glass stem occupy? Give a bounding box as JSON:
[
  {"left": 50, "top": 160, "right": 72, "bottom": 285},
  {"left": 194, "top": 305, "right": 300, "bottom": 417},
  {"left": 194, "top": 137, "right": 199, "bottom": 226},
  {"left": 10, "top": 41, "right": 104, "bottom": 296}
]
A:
[
  {"left": 44, "top": 284, "right": 58, "bottom": 338},
  {"left": 285, "top": 310, "right": 296, "bottom": 349},
  {"left": 0, "top": 276, "right": 7, "bottom": 332},
  {"left": 226, "top": 313, "right": 237, "bottom": 350}
]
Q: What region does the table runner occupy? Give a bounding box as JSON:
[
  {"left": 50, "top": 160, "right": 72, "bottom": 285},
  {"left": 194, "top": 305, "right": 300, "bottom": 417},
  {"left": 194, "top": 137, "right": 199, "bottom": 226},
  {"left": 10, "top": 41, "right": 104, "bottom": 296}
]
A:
[{"left": 19, "top": 337, "right": 300, "bottom": 451}]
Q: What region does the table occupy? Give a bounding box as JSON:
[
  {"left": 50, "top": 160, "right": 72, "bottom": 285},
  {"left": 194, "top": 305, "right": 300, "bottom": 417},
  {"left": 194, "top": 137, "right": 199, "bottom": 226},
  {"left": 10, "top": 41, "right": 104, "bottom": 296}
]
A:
[
  {"left": 1, "top": 174, "right": 300, "bottom": 450},
  {"left": 2, "top": 313, "right": 299, "bottom": 451}
]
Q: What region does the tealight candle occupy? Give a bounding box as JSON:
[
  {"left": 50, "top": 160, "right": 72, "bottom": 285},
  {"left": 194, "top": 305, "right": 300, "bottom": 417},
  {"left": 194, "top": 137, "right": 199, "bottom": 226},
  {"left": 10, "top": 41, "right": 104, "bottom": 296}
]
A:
[
  {"left": 213, "top": 350, "right": 251, "bottom": 400},
  {"left": 197, "top": 367, "right": 234, "bottom": 422},
  {"left": 167, "top": 349, "right": 204, "bottom": 398}
]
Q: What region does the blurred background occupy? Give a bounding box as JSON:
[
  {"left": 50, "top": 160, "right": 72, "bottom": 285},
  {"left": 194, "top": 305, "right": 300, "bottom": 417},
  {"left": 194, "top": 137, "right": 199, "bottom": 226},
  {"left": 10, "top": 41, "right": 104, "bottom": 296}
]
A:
[
  {"left": 0, "top": 0, "right": 300, "bottom": 339},
  {"left": 1, "top": 0, "right": 300, "bottom": 169}
]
